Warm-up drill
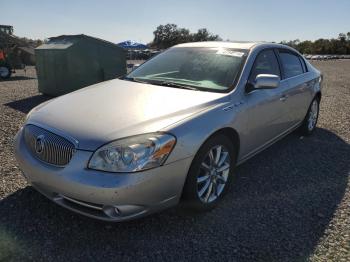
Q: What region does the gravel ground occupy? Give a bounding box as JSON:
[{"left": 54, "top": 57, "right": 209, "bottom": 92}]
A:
[{"left": 0, "top": 61, "right": 349, "bottom": 262}]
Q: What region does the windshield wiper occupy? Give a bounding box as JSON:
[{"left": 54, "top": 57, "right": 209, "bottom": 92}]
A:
[
  {"left": 156, "top": 81, "right": 199, "bottom": 91},
  {"left": 122, "top": 77, "right": 199, "bottom": 90},
  {"left": 122, "top": 77, "right": 149, "bottom": 84}
]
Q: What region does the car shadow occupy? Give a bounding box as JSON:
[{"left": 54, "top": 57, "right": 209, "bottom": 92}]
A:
[
  {"left": 0, "top": 128, "right": 349, "bottom": 261},
  {"left": 4, "top": 95, "right": 52, "bottom": 114}
]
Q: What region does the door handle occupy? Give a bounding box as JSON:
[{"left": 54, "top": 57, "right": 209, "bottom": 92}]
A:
[{"left": 280, "top": 94, "right": 288, "bottom": 101}]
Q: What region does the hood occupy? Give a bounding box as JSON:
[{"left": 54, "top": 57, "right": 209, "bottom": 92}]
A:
[{"left": 28, "top": 79, "right": 228, "bottom": 150}]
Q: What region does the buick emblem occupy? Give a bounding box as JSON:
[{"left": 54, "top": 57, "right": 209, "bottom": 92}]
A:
[{"left": 35, "top": 135, "right": 45, "bottom": 154}]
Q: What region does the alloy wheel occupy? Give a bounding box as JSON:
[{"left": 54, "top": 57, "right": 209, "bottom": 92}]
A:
[{"left": 197, "top": 145, "right": 231, "bottom": 203}]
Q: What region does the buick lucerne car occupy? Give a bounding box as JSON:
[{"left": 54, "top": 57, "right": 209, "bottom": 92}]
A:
[{"left": 14, "top": 42, "right": 322, "bottom": 221}]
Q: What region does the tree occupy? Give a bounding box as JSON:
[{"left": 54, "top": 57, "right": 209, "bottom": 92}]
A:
[
  {"left": 192, "top": 28, "right": 221, "bottom": 42},
  {"left": 338, "top": 33, "right": 346, "bottom": 42},
  {"left": 150, "top": 24, "right": 221, "bottom": 49},
  {"left": 281, "top": 32, "right": 350, "bottom": 55},
  {"left": 297, "top": 40, "right": 313, "bottom": 54},
  {"left": 151, "top": 24, "right": 190, "bottom": 49}
]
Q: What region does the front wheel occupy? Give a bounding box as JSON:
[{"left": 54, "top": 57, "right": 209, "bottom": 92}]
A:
[
  {"left": 0, "top": 65, "right": 12, "bottom": 79},
  {"left": 182, "top": 134, "right": 236, "bottom": 211},
  {"left": 299, "top": 97, "right": 320, "bottom": 136}
]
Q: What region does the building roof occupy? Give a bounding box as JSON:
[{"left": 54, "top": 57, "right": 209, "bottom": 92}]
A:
[
  {"left": 36, "top": 34, "right": 123, "bottom": 50},
  {"left": 48, "top": 34, "right": 121, "bottom": 49}
]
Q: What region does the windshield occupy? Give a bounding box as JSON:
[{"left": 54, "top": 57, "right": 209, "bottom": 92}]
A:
[{"left": 126, "top": 47, "right": 247, "bottom": 92}]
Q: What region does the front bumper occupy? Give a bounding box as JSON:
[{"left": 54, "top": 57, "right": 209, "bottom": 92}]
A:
[{"left": 14, "top": 129, "right": 193, "bottom": 221}]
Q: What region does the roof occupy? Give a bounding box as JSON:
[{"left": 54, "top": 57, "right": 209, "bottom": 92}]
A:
[
  {"left": 174, "top": 41, "right": 261, "bottom": 49},
  {"left": 36, "top": 34, "right": 123, "bottom": 50},
  {"left": 36, "top": 41, "right": 74, "bottom": 50}
]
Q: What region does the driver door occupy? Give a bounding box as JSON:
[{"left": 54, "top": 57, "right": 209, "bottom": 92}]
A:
[{"left": 243, "top": 49, "right": 291, "bottom": 155}]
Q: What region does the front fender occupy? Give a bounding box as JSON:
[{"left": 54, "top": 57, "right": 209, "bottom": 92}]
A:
[{"left": 163, "top": 101, "right": 245, "bottom": 164}]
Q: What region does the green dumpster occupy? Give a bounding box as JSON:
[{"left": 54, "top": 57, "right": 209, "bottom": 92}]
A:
[{"left": 35, "top": 34, "right": 126, "bottom": 96}]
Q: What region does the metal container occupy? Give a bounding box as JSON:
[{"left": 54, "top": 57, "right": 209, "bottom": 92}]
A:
[{"left": 35, "top": 34, "right": 126, "bottom": 96}]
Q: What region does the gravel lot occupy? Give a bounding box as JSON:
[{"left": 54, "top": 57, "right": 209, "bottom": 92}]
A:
[{"left": 0, "top": 61, "right": 349, "bottom": 261}]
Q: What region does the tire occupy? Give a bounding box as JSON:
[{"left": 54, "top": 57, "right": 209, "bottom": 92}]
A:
[
  {"left": 0, "top": 65, "right": 11, "bottom": 79},
  {"left": 299, "top": 97, "right": 320, "bottom": 136},
  {"left": 182, "top": 134, "right": 237, "bottom": 211}
]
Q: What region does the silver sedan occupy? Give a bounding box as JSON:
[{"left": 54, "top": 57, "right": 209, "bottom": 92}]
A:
[{"left": 14, "top": 42, "right": 322, "bottom": 221}]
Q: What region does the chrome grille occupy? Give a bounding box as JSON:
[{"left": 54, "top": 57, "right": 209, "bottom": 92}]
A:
[{"left": 23, "top": 124, "right": 76, "bottom": 166}]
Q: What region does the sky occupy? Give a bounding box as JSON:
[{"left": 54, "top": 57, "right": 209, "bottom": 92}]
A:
[{"left": 2, "top": 0, "right": 350, "bottom": 44}]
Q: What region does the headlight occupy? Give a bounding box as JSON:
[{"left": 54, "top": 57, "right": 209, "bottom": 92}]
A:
[{"left": 88, "top": 133, "right": 176, "bottom": 172}]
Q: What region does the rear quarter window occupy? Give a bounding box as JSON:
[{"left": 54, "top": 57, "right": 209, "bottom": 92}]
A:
[
  {"left": 279, "top": 51, "right": 304, "bottom": 78},
  {"left": 298, "top": 56, "right": 308, "bottom": 72}
]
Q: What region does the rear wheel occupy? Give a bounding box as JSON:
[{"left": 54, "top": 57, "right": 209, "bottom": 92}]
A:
[
  {"left": 299, "top": 97, "right": 320, "bottom": 136},
  {"left": 182, "top": 134, "right": 236, "bottom": 211},
  {"left": 0, "top": 65, "right": 11, "bottom": 79}
]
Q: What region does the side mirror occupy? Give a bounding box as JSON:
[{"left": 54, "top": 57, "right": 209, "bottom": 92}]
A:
[{"left": 246, "top": 74, "right": 280, "bottom": 93}]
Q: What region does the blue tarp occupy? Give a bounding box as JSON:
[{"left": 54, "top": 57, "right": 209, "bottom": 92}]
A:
[{"left": 118, "top": 40, "right": 147, "bottom": 49}]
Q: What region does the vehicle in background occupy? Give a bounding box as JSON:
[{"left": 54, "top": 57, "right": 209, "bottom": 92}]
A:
[
  {"left": 307, "top": 54, "right": 350, "bottom": 60},
  {"left": 125, "top": 49, "right": 162, "bottom": 60},
  {"left": 126, "top": 62, "right": 142, "bottom": 73},
  {"left": 0, "top": 49, "right": 12, "bottom": 79},
  {"left": 0, "top": 25, "right": 35, "bottom": 79}
]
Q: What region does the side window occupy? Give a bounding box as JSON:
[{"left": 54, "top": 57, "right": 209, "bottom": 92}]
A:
[
  {"left": 249, "top": 50, "right": 281, "bottom": 82},
  {"left": 279, "top": 51, "right": 304, "bottom": 78},
  {"left": 299, "top": 56, "right": 307, "bottom": 72}
]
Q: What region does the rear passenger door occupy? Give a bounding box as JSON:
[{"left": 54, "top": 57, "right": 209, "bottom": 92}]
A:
[{"left": 277, "top": 50, "right": 311, "bottom": 125}]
